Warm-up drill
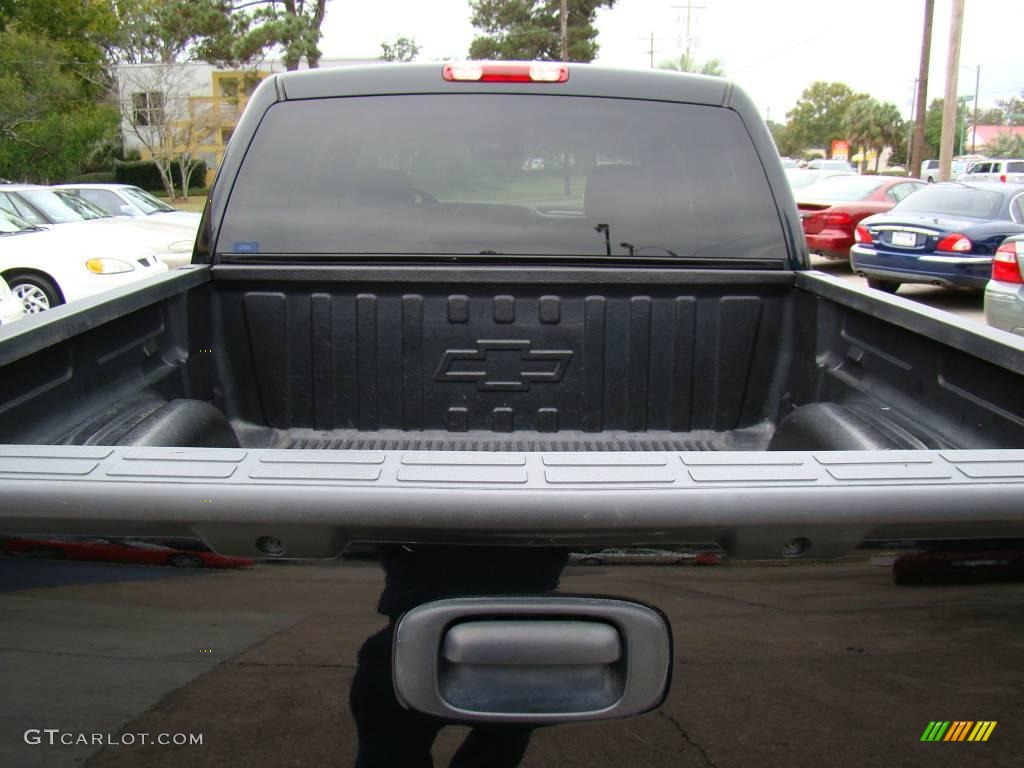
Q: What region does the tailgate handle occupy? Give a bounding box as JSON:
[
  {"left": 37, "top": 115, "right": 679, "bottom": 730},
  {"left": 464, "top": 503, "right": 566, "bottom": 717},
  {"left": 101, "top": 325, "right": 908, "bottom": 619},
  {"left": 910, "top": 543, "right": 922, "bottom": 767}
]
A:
[
  {"left": 443, "top": 620, "right": 621, "bottom": 666},
  {"left": 393, "top": 597, "right": 671, "bottom": 723}
]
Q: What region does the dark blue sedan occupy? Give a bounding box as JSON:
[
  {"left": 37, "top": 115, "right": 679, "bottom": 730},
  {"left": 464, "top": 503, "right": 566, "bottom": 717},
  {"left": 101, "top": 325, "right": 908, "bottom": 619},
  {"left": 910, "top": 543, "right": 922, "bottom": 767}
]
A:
[{"left": 850, "top": 182, "right": 1024, "bottom": 292}]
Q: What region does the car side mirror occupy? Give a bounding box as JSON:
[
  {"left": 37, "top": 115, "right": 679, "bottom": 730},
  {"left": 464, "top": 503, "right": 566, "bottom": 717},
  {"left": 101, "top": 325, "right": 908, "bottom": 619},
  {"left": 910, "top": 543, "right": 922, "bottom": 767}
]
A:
[{"left": 119, "top": 205, "right": 136, "bottom": 216}]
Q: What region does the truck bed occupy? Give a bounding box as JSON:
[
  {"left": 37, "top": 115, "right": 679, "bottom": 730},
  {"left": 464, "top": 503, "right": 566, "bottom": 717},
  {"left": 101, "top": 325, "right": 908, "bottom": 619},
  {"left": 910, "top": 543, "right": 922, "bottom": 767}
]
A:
[{"left": 3, "top": 265, "right": 1021, "bottom": 454}]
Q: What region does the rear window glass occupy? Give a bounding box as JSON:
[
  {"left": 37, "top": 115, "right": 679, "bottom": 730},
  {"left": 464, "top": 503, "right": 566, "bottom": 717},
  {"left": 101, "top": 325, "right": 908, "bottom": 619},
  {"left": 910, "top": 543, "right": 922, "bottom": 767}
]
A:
[
  {"left": 1008, "top": 162, "right": 1024, "bottom": 174},
  {"left": 219, "top": 95, "right": 785, "bottom": 262},
  {"left": 891, "top": 186, "right": 1004, "bottom": 219},
  {"left": 798, "top": 175, "right": 885, "bottom": 201}
]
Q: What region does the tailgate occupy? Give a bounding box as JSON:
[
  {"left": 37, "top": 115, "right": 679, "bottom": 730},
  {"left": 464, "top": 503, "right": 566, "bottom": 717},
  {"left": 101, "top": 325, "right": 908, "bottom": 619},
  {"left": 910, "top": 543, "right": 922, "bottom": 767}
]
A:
[{"left": 2, "top": 446, "right": 1023, "bottom": 559}]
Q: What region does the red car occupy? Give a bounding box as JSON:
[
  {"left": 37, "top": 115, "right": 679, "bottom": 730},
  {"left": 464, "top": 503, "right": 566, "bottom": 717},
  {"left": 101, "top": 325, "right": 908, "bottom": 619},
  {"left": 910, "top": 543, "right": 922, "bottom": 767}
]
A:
[
  {"left": 798, "top": 175, "right": 926, "bottom": 260},
  {"left": 0, "top": 535, "right": 254, "bottom": 569}
]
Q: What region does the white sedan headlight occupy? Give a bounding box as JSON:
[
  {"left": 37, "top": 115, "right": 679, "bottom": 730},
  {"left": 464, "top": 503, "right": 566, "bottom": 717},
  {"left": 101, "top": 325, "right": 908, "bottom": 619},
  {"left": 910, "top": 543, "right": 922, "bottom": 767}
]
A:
[{"left": 85, "top": 258, "right": 135, "bottom": 274}]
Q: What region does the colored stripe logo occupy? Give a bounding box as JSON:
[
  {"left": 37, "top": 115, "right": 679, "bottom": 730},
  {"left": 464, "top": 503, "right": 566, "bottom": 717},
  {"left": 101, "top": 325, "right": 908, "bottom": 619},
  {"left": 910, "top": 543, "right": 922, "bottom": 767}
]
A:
[{"left": 921, "top": 721, "right": 996, "bottom": 742}]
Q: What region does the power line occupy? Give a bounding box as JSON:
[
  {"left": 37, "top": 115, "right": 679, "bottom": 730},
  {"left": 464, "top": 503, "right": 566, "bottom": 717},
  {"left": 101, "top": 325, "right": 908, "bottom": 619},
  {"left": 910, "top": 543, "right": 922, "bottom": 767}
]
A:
[{"left": 729, "top": 37, "right": 816, "bottom": 74}]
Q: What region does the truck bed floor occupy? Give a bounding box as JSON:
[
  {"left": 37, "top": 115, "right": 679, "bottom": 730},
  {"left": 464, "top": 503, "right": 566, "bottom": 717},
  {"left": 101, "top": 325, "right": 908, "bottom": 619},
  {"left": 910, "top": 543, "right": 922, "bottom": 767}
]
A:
[{"left": 238, "top": 424, "right": 775, "bottom": 452}]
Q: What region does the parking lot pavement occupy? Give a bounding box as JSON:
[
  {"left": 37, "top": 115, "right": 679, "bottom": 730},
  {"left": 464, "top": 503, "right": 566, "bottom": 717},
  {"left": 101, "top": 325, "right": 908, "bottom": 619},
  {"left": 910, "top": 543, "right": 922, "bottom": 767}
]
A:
[
  {"left": 2, "top": 558, "right": 1022, "bottom": 768},
  {"left": 809, "top": 255, "right": 988, "bottom": 328}
]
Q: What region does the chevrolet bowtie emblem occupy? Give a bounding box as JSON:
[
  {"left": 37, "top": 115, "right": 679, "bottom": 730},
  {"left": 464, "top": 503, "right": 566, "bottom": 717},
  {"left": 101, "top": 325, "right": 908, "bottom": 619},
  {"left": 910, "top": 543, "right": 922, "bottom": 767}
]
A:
[{"left": 435, "top": 340, "right": 573, "bottom": 391}]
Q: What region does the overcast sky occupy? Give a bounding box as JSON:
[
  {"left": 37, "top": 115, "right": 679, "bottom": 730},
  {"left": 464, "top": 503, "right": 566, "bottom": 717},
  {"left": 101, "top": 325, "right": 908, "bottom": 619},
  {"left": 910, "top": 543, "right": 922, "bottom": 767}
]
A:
[{"left": 317, "top": 0, "right": 1023, "bottom": 122}]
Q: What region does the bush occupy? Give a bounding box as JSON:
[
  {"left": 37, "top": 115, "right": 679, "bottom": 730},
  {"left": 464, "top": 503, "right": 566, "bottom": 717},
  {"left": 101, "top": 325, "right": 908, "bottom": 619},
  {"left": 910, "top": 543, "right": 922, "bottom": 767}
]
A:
[
  {"left": 113, "top": 159, "right": 207, "bottom": 193},
  {"left": 68, "top": 171, "right": 116, "bottom": 183}
]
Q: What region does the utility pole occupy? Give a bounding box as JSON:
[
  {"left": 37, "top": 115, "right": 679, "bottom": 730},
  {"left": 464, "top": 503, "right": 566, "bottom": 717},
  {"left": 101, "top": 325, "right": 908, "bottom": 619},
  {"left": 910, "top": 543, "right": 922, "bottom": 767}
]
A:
[
  {"left": 909, "top": 0, "right": 934, "bottom": 179},
  {"left": 643, "top": 31, "right": 655, "bottom": 68},
  {"left": 560, "top": 0, "right": 568, "bottom": 62},
  {"left": 968, "top": 65, "right": 981, "bottom": 152},
  {"left": 671, "top": 1, "right": 707, "bottom": 67},
  {"left": 939, "top": 0, "right": 965, "bottom": 182},
  {"left": 906, "top": 79, "right": 918, "bottom": 170}
]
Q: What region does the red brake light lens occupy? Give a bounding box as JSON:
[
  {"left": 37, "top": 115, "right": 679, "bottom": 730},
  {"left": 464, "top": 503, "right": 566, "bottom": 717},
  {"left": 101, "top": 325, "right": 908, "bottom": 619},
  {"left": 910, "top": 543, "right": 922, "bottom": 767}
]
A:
[
  {"left": 999, "top": 174, "right": 1007, "bottom": 183},
  {"left": 443, "top": 62, "right": 569, "bottom": 83},
  {"left": 993, "top": 242, "right": 1023, "bottom": 283},
  {"left": 854, "top": 225, "right": 872, "bottom": 244},
  {"left": 936, "top": 233, "right": 972, "bottom": 253},
  {"left": 825, "top": 212, "right": 852, "bottom": 227}
]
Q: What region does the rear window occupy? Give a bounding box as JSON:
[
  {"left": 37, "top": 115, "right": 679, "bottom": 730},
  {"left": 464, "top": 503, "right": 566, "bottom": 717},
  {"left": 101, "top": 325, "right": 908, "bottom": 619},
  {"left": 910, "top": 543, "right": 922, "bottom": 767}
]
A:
[
  {"left": 219, "top": 95, "right": 785, "bottom": 262},
  {"left": 891, "top": 186, "right": 1004, "bottom": 219},
  {"left": 1008, "top": 162, "right": 1024, "bottom": 174},
  {"left": 798, "top": 175, "right": 885, "bottom": 201}
]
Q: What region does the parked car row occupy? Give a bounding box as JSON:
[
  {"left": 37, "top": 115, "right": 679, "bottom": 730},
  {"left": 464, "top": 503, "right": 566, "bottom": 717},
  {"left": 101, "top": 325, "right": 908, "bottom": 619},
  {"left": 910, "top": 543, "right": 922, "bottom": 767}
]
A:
[
  {"left": 788, "top": 167, "right": 1024, "bottom": 337},
  {"left": 0, "top": 183, "right": 200, "bottom": 320},
  {"left": 920, "top": 156, "right": 1023, "bottom": 184}
]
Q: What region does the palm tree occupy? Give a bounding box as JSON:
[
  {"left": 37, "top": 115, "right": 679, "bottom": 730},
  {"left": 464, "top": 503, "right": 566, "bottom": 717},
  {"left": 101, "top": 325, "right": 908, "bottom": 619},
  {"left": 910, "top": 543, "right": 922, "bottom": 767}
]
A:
[
  {"left": 657, "top": 54, "right": 725, "bottom": 76},
  {"left": 843, "top": 97, "right": 879, "bottom": 173},
  {"left": 872, "top": 102, "right": 905, "bottom": 172}
]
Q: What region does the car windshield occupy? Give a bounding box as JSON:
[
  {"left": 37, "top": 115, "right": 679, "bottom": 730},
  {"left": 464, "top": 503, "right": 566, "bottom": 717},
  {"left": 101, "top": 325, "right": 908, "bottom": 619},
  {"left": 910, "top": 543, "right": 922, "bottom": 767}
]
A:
[
  {"left": 799, "top": 175, "right": 886, "bottom": 201},
  {"left": 120, "top": 186, "right": 176, "bottom": 214},
  {"left": 891, "top": 185, "right": 1004, "bottom": 219},
  {"left": 219, "top": 94, "right": 785, "bottom": 262},
  {"left": 20, "top": 189, "right": 110, "bottom": 223},
  {"left": 0, "top": 209, "right": 42, "bottom": 234}
]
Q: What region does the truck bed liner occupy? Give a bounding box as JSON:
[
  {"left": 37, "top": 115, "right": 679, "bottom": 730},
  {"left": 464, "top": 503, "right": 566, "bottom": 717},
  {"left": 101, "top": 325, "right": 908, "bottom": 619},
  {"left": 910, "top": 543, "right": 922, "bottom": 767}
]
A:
[{"left": 265, "top": 425, "right": 773, "bottom": 452}]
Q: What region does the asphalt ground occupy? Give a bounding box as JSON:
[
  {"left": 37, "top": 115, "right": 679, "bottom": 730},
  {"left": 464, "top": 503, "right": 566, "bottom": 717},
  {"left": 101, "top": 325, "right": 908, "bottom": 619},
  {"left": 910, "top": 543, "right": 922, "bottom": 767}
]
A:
[{"left": 1, "top": 556, "right": 1022, "bottom": 768}]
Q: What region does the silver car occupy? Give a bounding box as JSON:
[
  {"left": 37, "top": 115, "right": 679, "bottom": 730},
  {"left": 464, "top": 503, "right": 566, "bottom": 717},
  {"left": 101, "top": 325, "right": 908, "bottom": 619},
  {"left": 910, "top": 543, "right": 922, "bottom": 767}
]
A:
[
  {"left": 921, "top": 157, "right": 980, "bottom": 183},
  {"left": 985, "top": 234, "right": 1024, "bottom": 335}
]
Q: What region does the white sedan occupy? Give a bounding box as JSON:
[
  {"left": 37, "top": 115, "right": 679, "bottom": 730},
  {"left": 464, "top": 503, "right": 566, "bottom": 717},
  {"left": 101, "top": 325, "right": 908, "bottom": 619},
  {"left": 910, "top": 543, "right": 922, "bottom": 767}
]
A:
[
  {"left": 0, "top": 185, "right": 197, "bottom": 268},
  {"left": 0, "top": 209, "right": 167, "bottom": 314},
  {"left": 54, "top": 183, "right": 202, "bottom": 228}
]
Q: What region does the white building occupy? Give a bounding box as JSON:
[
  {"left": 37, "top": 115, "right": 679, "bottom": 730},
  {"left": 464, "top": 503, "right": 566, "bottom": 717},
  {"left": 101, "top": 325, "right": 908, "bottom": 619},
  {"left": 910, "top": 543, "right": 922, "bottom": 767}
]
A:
[{"left": 116, "top": 58, "right": 378, "bottom": 186}]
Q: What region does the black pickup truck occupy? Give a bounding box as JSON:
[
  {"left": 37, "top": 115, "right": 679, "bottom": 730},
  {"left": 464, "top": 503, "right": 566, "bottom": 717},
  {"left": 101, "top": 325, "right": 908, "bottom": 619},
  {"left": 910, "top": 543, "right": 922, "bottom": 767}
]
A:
[{"left": 2, "top": 64, "right": 1024, "bottom": 767}]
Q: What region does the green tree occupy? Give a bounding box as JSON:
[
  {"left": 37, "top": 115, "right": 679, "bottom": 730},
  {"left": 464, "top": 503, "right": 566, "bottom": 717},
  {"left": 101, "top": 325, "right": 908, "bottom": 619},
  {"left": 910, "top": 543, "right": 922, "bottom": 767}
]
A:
[
  {"left": 981, "top": 133, "right": 1024, "bottom": 159},
  {"left": 381, "top": 36, "right": 420, "bottom": 62},
  {"left": 468, "top": 0, "right": 616, "bottom": 63},
  {"left": 974, "top": 107, "right": 1005, "bottom": 126},
  {"left": 0, "top": 0, "right": 118, "bottom": 95},
  {"left": 657, "top": 53, "right": 724, "bottom": 76},
  {"left": 873, "top": 102, "right": 905, "bottom": 172},
  {"left": 924, "top": 98, "right": 969, "bottom": 159},
  {"left": 842, "top": 97, "right": 878, "bottom": 173},
  {"left": 0, "top": 29, "right": 118, "bottom": 182},
  {"left": 228, "top": 0, "right": 332, "bottom": 70},
  {"left": 110, "top": 0, "right": 234, "bottom": 64},
  {"left": 785, "top": 82, "right": 860, "bottom": 158},
  {"left": 766, "top": 119, "right": 802, "bottom": 158},
  {"left": 996, "top": 92, "right": 1024, "bottom": 127},
  {"left": 111, "top": 0, "right": 334, "bottom": 69},
  {"left": 0, "top": 1, "right": 121, "bottom": 181}
]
